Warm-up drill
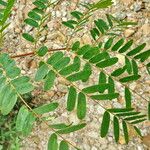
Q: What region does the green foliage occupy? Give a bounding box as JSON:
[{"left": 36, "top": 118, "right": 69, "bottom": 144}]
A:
[
  {"left": 0, "top": 0, "right": 15, "bottom": 46},
  {"left": 0, "top": 54, "right": 33, "bottom": 115},
  {"left": 48, "top": 134, "right": 69, "bottom": 150},
  {"left": 1, "top": 0, "right": 150, "bottom": 149}
]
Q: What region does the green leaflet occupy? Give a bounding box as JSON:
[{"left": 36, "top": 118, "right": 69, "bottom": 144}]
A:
[
  {"left": 82, "top": 84, "right": 108, "bottom": 94},
  {"left": 33, "top": 102, "right": 58, "bottom": 114},
  {"left": 91, "top": 93, "right": 119, "bottom": 100},
  {"left": 77, "top": 44, "right": 91, "bottom": 55},
  {"left": 56, "top": 123, "right": 86, "bottom": 134},
  {"left": 111, "top": 38, "right": 124, "bottom": 51},
  {"left": 62, "top": 21, "right": 74, "bottom": 29},
  {"left": 111, "top": 67, "right": 126, "bottom": 77},
  {"left": 14, "top": 82, "right": 34, "bottom": 94},
  {"left": 22, "top": 112, "right": 35, "bottom": 136},
  {"left": 28, "top": 11, "right": 41, "bottom": 21},
  {"left": 59, "top": 141, "right": 69, "bottom": 150},
  {"left": 82, "top": 47, "right": 99, "bottom": 60},
  {"left": 134, "top": 126, "right": 142, "bottom": 137},
  {"left": 116, "top": 112, "right": 140, "bottom": 117},
  {"left": 104, "top": 37, "right": 114, "bottom": 50},
  {"left": 22, "top": 33, "right": 35, "bottom": 43},
  {"left": 118, "top": 40, "right": 133, "bottom": 53},
  {"left": 134, "top": 49, "right": 150, "bottom": 62},
  {"left": 90, "top": 28, "right": 100, "bottom": 40},
  {"left": 77, "top": 92, "right": 86, "bottom": 120},
  {"left": 16, "top": 106, "right": 29, "bottom": 132},
  {"left": 148, "top": 102, "right": 150, "bottom": 120},
  {"left": 44, "top": 70, "right": 56, "bottom": 91},
  {"left": 1, "top": 88, "right": 17, "bottom": 115},
  {"left": 59, "top": 56, "right": 80, "bottom": 76},
  {"left": 33, "top": 0, "right": 47, "bottom": 9},
  {"left": 108, "top": 77, "right": 115, "bottom": 93},
  {"left": 37, "top": 46, "right": 48, "bottom": 57},
  {"left": 89, "top": 52, "right": 110, "bottom": 64},
  {"left": 127, "top": 43, "right": 146, "bottom": 56},
  {"left": 124, "top": 115, "right": 146, "bottom": 121},
  {"left": 66, "top": 64, "right": 91, "bottom": 82},
  {"left": 125, "top": 87, "right": 131, "bottom": 108},
  {"left": 108, "top": 108, "right": 134, "bottom": 113},
  {"left": 119, "top": 75, "right": 141, "bottom": 83},
  {"left": 122, "top": 121, "right": 129, "bottom": 144},
  {"left": 24, "top": 18, "right": 39, "bottom": 27},
  {"left": 72, "top": 41, "right": 80, "bottom": 51},
  {"left": 11, "top": 76, "right": 30, "bottom": 86},
  {"left": 96, "top": 57, "right": 118, "bottom": 68},
  {"left": 35, "top": 63, "right": 49, "bottom": 81},
  {"left": 0, "top": 0, "right": 7, "bottom": 6},
  {"left": 32, "top": 7, "right": 44, "bottom": 15},
  {"left": 100, "top": 111, "right": 110, "bottom": 137},
  {"left": 92, "top": 0, "right": 113, "bottom": 9},
  {"left": 94, "top": 20, "right": 104, "bottom": 34},
  {"left": 71, "top": 11, "right": 83, "bottom": 20},
  {"left": 118, "top": 21, "right": 137, "bottom": 26},
  {"left": 125, "top": 57, "right": 132, "bottom": 75},
  {"left": 0, "top": 0, "right": 15, "bottom": 26},
  {"left": 99, "top": 72, "right": 107, "bottom": 84},
  {"left": 53, "top": 57, "right": 70, "bottom": 71},
  {"left": 16, "top": 106, "right": 35, "bottom": 136},
  {"left": 97, "top": 19, "right": 109, "bottom": 31},
  {"left": 47, "top": 52, "right": 64, "bottom": 65},
  {"left": 113, "top": 116, "right": 119, "bottom": 143},
  {"left": 67, "top": 86, "right": 76, "bottom": 111},
  {"left": 50, "top": 123, "right": 71, "bottom": 129},
  {"left": 48, "top": 133, "right": 58, "bottom": 150},
  {"left": 132, "top": 60, "right": 138, "bottom": 75},
  {"left": 131, "top": 119, "right": 146, "bottom": 124}
]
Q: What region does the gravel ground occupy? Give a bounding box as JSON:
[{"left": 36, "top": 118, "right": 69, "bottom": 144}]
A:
[{"left": 3, "top": 0, "right": 150, "bottom": 149}]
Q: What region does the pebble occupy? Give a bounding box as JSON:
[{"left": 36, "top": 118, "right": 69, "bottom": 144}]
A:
[
  {"left": 124, "top": 29, "right": 135, "bottom": 37},
  {"left": 133, "top": 2, "right": 142, "bottom": 12},
  {"left": 141, "top": 24, "right": 150, "bottom": 35}
]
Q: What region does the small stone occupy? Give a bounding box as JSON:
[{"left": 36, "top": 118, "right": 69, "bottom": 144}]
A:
[
  {"left": 81, "top": 34, "right": 92, "bottom": 45},
  {"left": 119, "top": 136, "right": 126, "bottom": 144},
  {"left": 124, "top": 29, "right": 135, "bottom": 37},
  {"left": 27, "top": 59, "right": 37, "bottom": 69},
  {"left": 133, "top": 2, "right": 142, "bottom": 12},
  {"left": 115, "top": 12, "right": 127, "bottom": 20},
  {"left": 121, "top": 0, "right": 134, "bottom": 6},
  {"left": 142, "top": 135, "right": 150, "bottom": 147},
  {"left": 91, "top": 146, "right": 97, "bottom": 150},
  {"left": 141, "top": 24, "right": 150, "bottom": 35}
]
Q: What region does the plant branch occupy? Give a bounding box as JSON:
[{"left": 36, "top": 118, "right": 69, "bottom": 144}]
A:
[{"left": 11, "top": 48, "right": 69, "bottom": 58}]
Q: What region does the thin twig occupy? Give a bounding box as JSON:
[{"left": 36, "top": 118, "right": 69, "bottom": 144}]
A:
[{"left": 11, "top": 48, "right": 69, "bottom": 58}]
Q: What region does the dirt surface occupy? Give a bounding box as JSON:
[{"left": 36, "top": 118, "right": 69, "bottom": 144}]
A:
[{"left": 4, "top": 0, "right": 150, "bottom": 149}]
